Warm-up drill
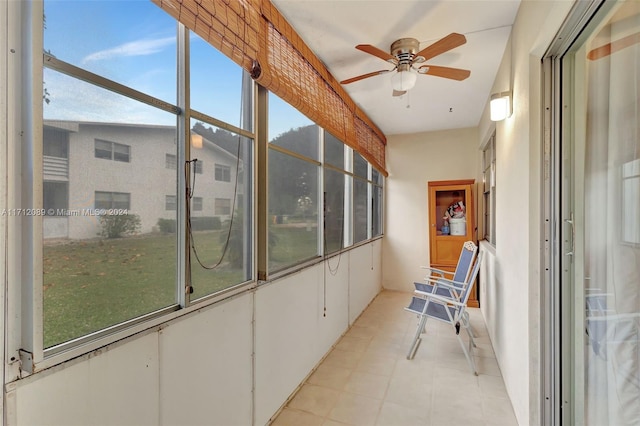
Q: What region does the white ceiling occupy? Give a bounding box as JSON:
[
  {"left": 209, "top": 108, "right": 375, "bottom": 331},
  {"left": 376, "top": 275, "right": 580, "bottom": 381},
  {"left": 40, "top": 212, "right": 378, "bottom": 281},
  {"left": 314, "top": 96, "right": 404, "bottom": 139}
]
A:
[{"left": 272, "top": 0, "right": 521, "bottom": 136}]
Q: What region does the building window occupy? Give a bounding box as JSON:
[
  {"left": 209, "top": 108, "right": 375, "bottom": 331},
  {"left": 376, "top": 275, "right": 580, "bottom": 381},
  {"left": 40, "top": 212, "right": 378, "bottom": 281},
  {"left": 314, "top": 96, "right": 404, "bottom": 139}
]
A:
[
  {"left": 44, "top": 127, "right": 69, "bottom": 158},
  {"left": 165, "top": 195, "right": 177, "bottom": 211},
  {"left": 192, "top": 197, "right": 203, "bottom": 211},
  {"left": 214, "top": 198, "right": 231, "bottom": 215},
  {"left": 193, "top": 160, "right": 203, "bottom": 174},
  {"left": 43, "top": 181, "right": 68, "bottom": 214},
  {"left": 166, "top": 153, "right": 177, "bottom": 170},
  {"left": 215, "top": 164, "right": 231, "bottom": 182},
  {"left": 95, "top": 139, "right": 130, "bottom": 162},
  {"left": 482, "top": 132, "right": 496, "bottom": 245},
  {"left": 95, "top": 191, "right": 131, "bottom": 210}
]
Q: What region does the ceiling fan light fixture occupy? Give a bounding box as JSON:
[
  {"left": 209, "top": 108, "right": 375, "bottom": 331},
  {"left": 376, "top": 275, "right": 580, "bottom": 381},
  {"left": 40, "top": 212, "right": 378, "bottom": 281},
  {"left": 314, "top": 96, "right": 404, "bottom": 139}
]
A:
[
  {"left": 490, "top": 91, "right": 511, "bottom": 121},
  {"left": 391, "top": 69, "right": 417, "bottom": 92}
]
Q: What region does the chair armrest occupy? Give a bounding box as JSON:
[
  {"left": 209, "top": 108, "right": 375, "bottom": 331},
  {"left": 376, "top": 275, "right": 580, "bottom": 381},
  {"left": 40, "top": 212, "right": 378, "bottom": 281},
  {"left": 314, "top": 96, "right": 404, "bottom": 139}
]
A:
[
  {"left": 423, "top": 276, "right": 466, "bottom": 290},
  {"left": 419, "top": 266, "right": 453, "bottom": 278},
  {"left": 416, "top": 291, "right": 466, "bottom": 307}
]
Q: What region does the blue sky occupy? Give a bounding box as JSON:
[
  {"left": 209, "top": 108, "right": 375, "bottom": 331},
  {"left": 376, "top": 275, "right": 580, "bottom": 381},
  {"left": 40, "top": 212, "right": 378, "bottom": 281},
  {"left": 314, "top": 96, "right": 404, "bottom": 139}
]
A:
[{"left": 43, "top": 0, "right": 311, "bottom": 138}]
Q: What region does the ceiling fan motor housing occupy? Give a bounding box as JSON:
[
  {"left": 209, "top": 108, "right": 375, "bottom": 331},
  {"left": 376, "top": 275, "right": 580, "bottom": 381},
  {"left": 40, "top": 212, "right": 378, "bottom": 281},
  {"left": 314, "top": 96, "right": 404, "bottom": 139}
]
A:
[{"left": 390, "top": 38, "right": 425, "bottom": 70}]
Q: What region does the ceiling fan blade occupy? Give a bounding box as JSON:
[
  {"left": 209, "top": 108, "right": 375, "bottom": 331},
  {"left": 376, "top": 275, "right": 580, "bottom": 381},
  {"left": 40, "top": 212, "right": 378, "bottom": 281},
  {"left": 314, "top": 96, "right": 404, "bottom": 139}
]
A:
[
  {"left": 587, "top": 32, "right": 640, "bottom": 60},
  {"left": 419, "top": 65, "right": 470, "bottom": 81},
  {"left": 392, "top": 90, "right": 407, "bottom": 97},
  {"left": 340, "top": 69, "right": 392, "bottom": 84},
  {"left": 415, "top": 33, "right": 467, "bottom": 62},
  {"left": 356, "top": 44, "right": 397, "bottom": 63}
]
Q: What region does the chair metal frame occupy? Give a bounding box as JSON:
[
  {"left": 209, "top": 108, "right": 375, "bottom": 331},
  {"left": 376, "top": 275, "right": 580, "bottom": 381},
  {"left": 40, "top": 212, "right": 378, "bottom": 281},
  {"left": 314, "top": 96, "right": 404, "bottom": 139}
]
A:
[
  {"left": 414, "top": 241, "right": 477, "bottom": 298},
  {"left": 405, "top": 251, "right": 484, "bottom": 375}
]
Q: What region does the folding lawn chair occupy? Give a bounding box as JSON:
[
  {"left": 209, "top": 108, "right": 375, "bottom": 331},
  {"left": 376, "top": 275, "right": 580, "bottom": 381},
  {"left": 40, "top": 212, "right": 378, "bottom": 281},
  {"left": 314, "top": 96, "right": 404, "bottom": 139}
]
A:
[{"left": 404, "top": 251, "right": 484, "bottom": 375}]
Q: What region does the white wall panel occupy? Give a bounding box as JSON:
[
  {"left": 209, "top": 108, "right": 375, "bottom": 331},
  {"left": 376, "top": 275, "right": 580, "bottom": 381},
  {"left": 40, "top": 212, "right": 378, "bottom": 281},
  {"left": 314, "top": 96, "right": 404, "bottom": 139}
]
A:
[
  {"left": 158, "top": 294, "right": 253, "bottom": 426},
  {"left": 13, "top": 332, "right": 160, "bottom": 425},
  {"left": 317, "top": 256, "right": 350, "bottom": 354},
  {"left": 348, "top": 241, "right": 382, "bottom": 324},
  {"left": 254, "top": 264, "right": 325, "bottom": 425}
]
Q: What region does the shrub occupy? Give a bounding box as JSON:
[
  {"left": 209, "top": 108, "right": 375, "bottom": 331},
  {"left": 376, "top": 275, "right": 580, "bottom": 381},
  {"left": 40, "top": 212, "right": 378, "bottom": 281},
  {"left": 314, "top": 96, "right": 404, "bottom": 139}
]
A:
[
  {"left": 157, "top": 218, "right": 176, "bottom": 234},
  {"left": 191, "top": 216, "right": 222, "bottom": 231},
  {"left": 99, "top": 213, "right": 141, "bottom": 239}
]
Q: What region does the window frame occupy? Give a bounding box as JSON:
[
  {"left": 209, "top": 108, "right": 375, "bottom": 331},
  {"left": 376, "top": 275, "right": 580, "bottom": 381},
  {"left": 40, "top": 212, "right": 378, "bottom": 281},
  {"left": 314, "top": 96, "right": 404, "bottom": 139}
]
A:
[
  {"left": 94, "top": 139, "right": 131, "bottom": 163},
  {"left": 215, "top": 163, "right": 231, "bottom": 182},
  {"left": 9, "top": 0, "right": 385, "bottom": 375},
  {"left": 6, "top": 3, "right": 257, "bottom": 372},
  {"left": 481, "top": 130, "right": 496, "bottom": 246},
  {"left": 166, "top": 153, "right": 177, "bottom": 170}
]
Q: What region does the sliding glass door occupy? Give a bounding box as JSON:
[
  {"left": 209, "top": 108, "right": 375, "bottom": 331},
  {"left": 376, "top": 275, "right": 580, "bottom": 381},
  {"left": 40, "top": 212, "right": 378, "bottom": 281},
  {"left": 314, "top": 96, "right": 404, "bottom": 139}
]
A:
[{"left": 555, "top": 1, "right": 640, "bottom": 424}]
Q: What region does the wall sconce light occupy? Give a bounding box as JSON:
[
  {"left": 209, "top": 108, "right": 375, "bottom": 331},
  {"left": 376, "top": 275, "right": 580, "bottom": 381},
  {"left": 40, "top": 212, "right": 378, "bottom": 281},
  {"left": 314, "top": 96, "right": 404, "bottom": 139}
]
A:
[
  {"left": 191, "top": 133, "right": 203, "bottom": 149},
  {"left": 490, "top": 91, "right": 511, "bottom": 121}
]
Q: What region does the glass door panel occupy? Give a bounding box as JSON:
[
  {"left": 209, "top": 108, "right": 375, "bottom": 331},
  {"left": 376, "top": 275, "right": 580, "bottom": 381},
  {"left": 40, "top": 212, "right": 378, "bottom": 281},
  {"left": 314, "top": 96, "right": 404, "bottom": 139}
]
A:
[{"left": 563, "top": 2, "right": 640, "bottom": 424}]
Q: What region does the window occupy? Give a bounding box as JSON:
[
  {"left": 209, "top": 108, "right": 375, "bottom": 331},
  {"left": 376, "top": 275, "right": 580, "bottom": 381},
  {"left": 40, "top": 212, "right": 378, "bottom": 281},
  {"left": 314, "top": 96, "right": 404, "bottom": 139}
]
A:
[
  {"left": 187, "top": 119, "right": 253, "bottom": 301},
  {"left": 482, "top": 132, "right": 496, "bottom": 245},
  {"left": 95, "top": 139, "right": 130, "bottom": 163},
  {"left": 192, "top": 197, "right": 203, "bottom": 212},
  {"left": 214, "top": 198, "right": 231, "bottom": 215},
  {"left": 43, "top": 127, "right": 68, "bottom": 158},
  {"left": 43, "top": 181, "right": 68, "bottom": 214},
  {"left": 621, "top": 159, "right": 640, "bottom": 245},
  {"left": 324, "top": 168, "right": 345, "bottom": 254},
  {"left": 215, "top": 164, "right": 231, "bottom": 182},
  {"left": 194, "top": 160, "right": 203, "bottom": 174},
  {"left": 268, "top": 93, "right": 320, "bottom": 272},
  {"left": 166, "top": 153, "right": 177, "bottom": 169},
  {"left": 324, "top": 131, "right": 345, "bottom": 169},
  {"left": 353, "top": 177, "right": 368, "bottom": 243},
  {"left": 95, "top": 191, "right": 131, "bottom": 210},
  {"left": 165, "top": 195, "right": 176, "bottom": 211},
  {"left": 372, "top": 169, "right": 383, "bottom": 237},
  {"left": 353, "top": 151, "right": 368, "bottom": 178}
]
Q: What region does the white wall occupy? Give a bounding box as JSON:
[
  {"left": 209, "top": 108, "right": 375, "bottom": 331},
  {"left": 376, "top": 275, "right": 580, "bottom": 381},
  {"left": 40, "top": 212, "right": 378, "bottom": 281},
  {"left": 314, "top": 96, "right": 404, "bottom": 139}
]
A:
[
  {"left": 382, "top": 127, "right": 478, "bottom": 292},
  {"left": 476, "top": 1, "right": 576, "bottom": 425},
  {"left": 5, "top": 241, "right": 382, "bottom": 426}
]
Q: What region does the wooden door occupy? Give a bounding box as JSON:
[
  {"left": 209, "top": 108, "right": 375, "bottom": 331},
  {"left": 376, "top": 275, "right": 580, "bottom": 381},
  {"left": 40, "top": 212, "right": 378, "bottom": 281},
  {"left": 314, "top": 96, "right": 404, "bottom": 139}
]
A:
[{"left": 428, "top": 179, "right": 478, "bottom": 307}]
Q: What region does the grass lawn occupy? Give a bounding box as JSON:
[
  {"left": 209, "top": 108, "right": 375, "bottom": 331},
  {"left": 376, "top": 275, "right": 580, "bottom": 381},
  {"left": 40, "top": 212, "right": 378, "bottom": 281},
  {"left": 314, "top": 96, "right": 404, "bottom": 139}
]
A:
[{"left": 44, "top": 226, "right": 318, "bottom": 348}]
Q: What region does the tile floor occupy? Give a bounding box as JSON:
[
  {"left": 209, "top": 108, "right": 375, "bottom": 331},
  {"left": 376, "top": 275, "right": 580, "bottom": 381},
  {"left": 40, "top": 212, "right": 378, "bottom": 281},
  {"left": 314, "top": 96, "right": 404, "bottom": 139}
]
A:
[{"left": 271, "top": 290, "right": 519, "bottom": 426}]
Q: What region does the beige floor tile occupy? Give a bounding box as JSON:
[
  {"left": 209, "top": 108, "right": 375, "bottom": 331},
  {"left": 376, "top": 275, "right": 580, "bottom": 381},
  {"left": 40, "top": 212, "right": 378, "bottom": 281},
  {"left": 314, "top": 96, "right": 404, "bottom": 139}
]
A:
[
  {"left": 288, "top": 384, "right": 341, "bottom": 417},
  {"left": 343, "top": 371, "right": 390, "bottom": 399},
  {"left": 272, "top": 291, "right": 516, "bottom": 426},
  {"left": 431, "top": 391, "right": 484, "bottom": 426},
  {"left": 376, "top": 400, "right": 430, "bottom": 426},
  {"left": 479, "top": 374, "right": 509, "bottom": 397},
  {"left": 335, "top": 335, "right": 371, "bottom": 353},
  {"left": 271, "top": 408, "right": 325, "bottom": 426},
  {"left": 323, "top": 348, "right": 364, "bottom": 369},
  {"left": 355, "top": 353, "right": 397, "bottom": 377},
  {"left": 346, "top": 324, "right": 379, "bottom": 339},
  {"left": 322, "top": 420, "right": 351, "bottom": 426},
  {"left": 482, "top": 396, "right": 519, "bottom": 425},
  {"left": 308, "top": 364, "right": 353, "bottom": 390},
  {"left": 474, "top": 355, "right": 503, "bottom": 376},
  {"left": 328, "top": 392, "right": 382, "bottom": 426},
  {"left": 384, "top": 374, "right": 434, "bottom": 409}
]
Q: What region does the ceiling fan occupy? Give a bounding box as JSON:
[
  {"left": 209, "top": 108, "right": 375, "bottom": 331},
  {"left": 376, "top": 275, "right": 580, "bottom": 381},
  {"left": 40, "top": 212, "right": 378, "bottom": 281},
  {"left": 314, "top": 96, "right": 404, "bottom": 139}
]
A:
[{"left": 340, "top": 33, "right": 471, "bottom": 96}]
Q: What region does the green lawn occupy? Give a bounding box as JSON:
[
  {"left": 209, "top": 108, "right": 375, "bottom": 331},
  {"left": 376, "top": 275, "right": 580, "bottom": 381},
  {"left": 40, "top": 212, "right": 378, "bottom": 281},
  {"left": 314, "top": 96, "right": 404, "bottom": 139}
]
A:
[{"left": 44, "top": 226, "right": 318, "bottom": 348}]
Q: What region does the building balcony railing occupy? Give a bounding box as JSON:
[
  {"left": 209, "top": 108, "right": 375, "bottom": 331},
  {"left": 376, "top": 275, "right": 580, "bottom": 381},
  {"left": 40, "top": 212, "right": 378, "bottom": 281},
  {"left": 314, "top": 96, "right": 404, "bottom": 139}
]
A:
[{"left": 44, "top": 155, "right": 69, "bottom": 179}]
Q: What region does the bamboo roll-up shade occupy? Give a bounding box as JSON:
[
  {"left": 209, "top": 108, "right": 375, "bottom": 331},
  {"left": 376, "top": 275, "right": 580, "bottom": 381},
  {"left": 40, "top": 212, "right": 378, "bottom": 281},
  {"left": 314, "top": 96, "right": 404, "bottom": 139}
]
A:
[{"left": 152, "top": 0, "right": 387, "bottom": 174}]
